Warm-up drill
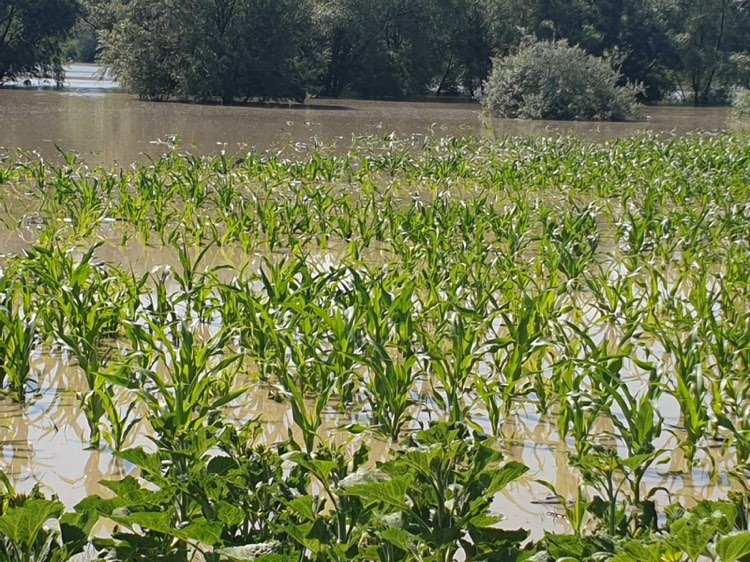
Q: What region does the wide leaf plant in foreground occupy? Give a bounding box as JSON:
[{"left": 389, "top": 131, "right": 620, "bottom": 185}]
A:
[{"left": 342, "top": 422, "right": 530, "bottom": 562}]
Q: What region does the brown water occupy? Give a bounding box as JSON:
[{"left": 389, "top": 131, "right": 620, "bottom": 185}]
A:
[{"left": 0, "top": 87, "right": 733, "bottom": 166}]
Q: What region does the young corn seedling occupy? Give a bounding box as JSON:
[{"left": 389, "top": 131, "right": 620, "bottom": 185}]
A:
[
  {"left": 487, "top": 289, "right": 553, "bottom": 417},
  {"left": 363, "top": 337, "right": 419, "bottom": 442},
  {"left": 422, "top": 310, "right": 489, "bottom": 424},
  {"left": 94, "top": 362, "right": 142, "bottom": 453},
  {"left": 107, "top": 321, "right": 245, "bottom": 456},
  {"left": 307, "top": 301, "right": 364, "bottom": 408},
  {"left": 18, "top": 243, "right": 124, "bottom": 445},
  {"left": 541, "top": 201, "right": 601, "bottom": 282},
  {"left": 0, "top": 283, "right": 38, "bottom": 403},
  {"left": 558, "top": 391, "right": 605, "bottom": 460},
  {"left": 605, "top": 378, "right": 666, "bottom": 529},
  {"left": 655, "top": 326, "right": 713, "bottom": 466},
  {"left": 171, "top": 237, "right": 218, "bottom": 323}
]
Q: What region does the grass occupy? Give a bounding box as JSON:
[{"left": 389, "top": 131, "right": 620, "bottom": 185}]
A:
[{"left": 0, "top": 132, "right": 749, "bottom": 560}]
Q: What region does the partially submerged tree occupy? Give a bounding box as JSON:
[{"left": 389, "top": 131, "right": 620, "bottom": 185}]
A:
[
  {"left": 666, "top": 0, "right": 750, "bottom": 105},
  {"left": 0, "top": 0, "right": 81, "bottom": 85},
  {"left": 97, "top": 0, "right": 315, "bottom": 103},
  {"left": 480, "top": 37, "right": 641, "bottom": 121},
  {"left": 312, "top": 0, "right": 497, "bottom": 99},
  {"left": 83, "top": 0, "right": 750, "bottom": 104}
]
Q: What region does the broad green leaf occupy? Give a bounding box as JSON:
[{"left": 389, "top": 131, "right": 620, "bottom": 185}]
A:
[
  {"left": 207, "top": 455, "right": 238, "bottom": 475},
  {"left": 611, "top": 540, "right": 666, "bottom": 562},
  {"left": 100, "top": 476, "right": 171, "bottom": 505},
  {"left": 380, "top": 527, "right": 418, "bottom": 553},
  {"left": 487, "top": 461, "right": 529, "bottom": 495},
  {"left": 670, "top": 515, "right": 718, "bottom": 562},
  {"left": 545, "top": 534, "right": 597, "bottom": 560},
  {"left": 117, "top": 447, "right": 163, "bottom": 476},
  {"left": 109, "top": 510, "right": 172, "bottom": 534},
  {"left": 342, "top": 476, "right": 411, "bottom": 511},
  {"left": 468, "top": 514, "right": 503, "bottom": 529},
  {"left": 283, "top": 521, "right": 326, "bottom": 554},
  {"left": 215, "top": 501, "right": 245, "bottom": 527},
  {"left": 177, "top": 519, "right": 223, "bottom": 545},
  {"left": 285, "top": 496, "right": 318, "bottom": 522},
  {"left": 73, "top": 494, "right": 124, "bottom": 516},
  {"left": 717, "top": 532, "right": 750, "bottom": 562},
  {"left": 0, "top": 499, "right": 64, "bottom": 550},
  {"left": 216, "top": 542, "right": 282, "bottom": 561}
]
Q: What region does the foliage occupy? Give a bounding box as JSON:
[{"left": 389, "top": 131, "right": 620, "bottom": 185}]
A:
[
  {"left": 665, "top": 0, "right": 750, "bottom": 105},
  {"left": 490, "top": 0, "right": 679, "bottom": 102},
  {"left": 0, "top": 0, "right": 80, "bottom": 85},
  {"left": 81, "top": 0, "right": 750, "bottom": 103},
  {"left": 62, "top": 21, "right": 97, "bottom": 62},
  {"left": 480, "top": 36, "right": 641, "bottom": 120},
  {"left": 96, "top": 0, "right": 315, "bottom": 102},
  {"left": 314, "top": 0, "right": 490, "bottom": 98}
]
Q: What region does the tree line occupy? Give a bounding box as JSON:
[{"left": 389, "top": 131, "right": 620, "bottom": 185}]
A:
[{"left": 2, "top": 0, "right": 749, "bottom": 105}]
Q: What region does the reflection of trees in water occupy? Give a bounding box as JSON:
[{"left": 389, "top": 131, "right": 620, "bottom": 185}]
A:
[{"left": 0, "top": 402, "right": 33, "bottom": 482}]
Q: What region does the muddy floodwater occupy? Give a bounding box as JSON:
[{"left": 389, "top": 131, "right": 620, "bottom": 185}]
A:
[{"left": 0, "top": 64, "right": 734, "bottom": 166}]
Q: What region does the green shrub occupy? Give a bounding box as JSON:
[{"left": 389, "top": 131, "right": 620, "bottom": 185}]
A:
[{"left": 480, "top": 37, "right": 641, "bottom": 121}]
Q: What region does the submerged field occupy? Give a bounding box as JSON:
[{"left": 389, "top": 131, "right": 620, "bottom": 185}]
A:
[{"left": 1, "top": 134, "right": 750, "bottom": 560}]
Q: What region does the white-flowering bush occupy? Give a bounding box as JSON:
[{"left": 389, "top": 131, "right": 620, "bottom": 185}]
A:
[{"left": 480, "top": 37, "right": 641, "bottom": 121}]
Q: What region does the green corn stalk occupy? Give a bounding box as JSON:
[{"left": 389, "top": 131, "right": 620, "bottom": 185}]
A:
[
  {"left": 423, "top": 310, "right": 488, "bottom": 424},
  {"left": 0, "top": 298, "right": 37, "bottom": 403}
]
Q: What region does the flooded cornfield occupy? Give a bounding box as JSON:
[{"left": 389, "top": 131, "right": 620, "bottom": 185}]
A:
[{"left": 0, "top": 76, "right": 749, "bottom": 560}]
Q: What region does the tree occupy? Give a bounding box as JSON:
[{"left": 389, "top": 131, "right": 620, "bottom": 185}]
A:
[
  {"left": 315, "top": 0, "right": 431, "bottom": 98},
  {"left": 427, "top": 0, "right": 495, "bottom": 96},
  {"left": 0, "top": 0, "right": 81, "bottom": 85},
  {"left": 478, "top": 0, "right": 679, "bottom": 101},
  {"left": 665, "top": 0, "right": 750, "bottom": 104},
  {"left": 312, "top": 0, "right": 496, "bottom": 99},
  {"left": 97, "top": 0, "right": 316, "bottom": 103}
]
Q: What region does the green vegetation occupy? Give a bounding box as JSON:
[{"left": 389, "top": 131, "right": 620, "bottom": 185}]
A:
[
  {"left": 3, "top": 0, "right": 749, "bottom": 108},
  {"left": 480, "top": 37, "right": 641, "bottom": 120},
  {"left": 79, "top": 0, "right": 749, "bottom": 106},
  {"left": 0, "top": 0, "right": 80, "bottom": 85},
  {"left": 94, "top": 0, "right": 313, "bottom": 103},
  {"left": 0, "top": 133, "right": 750, "bottom": 558}
]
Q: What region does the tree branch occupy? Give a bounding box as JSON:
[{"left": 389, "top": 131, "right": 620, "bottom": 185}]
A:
[{"left": 1, "top": 5, "right": 17, "bottom": 45}]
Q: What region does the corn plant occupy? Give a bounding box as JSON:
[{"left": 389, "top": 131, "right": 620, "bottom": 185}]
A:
[
  {"left": 541, "top": 201, "right": 600, "bottom": 282},
  {"left": 0, "top": 289, "right": 37, "bottom": 403},
  {"left": 170, "top": 237, "right": 218, "bottom": 323},
  {"left": 422, "top": 310, "right": 489, "bottom": 424},
  {"left": 103, "top": 321, "right": 244, "bottom": 455},
  {"left": 487, "top": 289, "right": 554, "bottom": 417},
  {"left": 605, "top": 378, "right": 665, "bottom": 527},
  {"left": 655, "top": 327, "right": 712, "bottom": 465}
]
